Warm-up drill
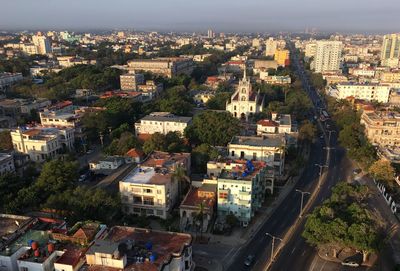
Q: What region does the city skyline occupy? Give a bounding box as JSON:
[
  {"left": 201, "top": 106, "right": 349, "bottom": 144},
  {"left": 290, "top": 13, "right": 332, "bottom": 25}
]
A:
[{"left": 1, "top": 0, "right": 400, "bottom": 33}]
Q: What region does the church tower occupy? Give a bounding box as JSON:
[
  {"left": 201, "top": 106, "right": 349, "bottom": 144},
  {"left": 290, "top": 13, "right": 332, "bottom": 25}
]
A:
[{"left": 238, "top": 69, "right": 252, "bottom": 101}]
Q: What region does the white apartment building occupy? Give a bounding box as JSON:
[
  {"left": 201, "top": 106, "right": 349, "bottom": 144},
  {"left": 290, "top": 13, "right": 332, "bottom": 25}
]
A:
[
  {"left": 305, "top": 42, "right": 317, "bottom": 58},
  {"left": 257, "top": 113, "right": 293, "bottom": 135},
  {"left": 329, "top": 83, "right": 391, "bottom": 103},
  {"left": 134, "top": 112, "right": 192, "bottom": 137},
  {"left": 120, "top": 152, "right": 190, "bottom": 219},
  {"left": 312, "top": 40, "right": 342, "bottom": 73},
  {"left": 11, "top": 127, "right": 74, "bottom": 162},
  {"left": 227, "top": 135, "right": 286, "bottom": 176}
]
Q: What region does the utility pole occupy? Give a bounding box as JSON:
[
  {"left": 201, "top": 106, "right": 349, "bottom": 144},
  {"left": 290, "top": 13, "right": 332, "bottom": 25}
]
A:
[
  {"left": 327, "top": 130, "right": 336, "bottom": 146},
  {"left": 295, "top": 189, "right": 310, "bottom": 217},
  {"left": 265, "top": 233, "right": 283, "bottom": 265},
  {"left": 315, "top": 163, "right": 328, "bottom": 187},
  {"left": 99, "top": 132, "right": 104, "bottom": 147}
]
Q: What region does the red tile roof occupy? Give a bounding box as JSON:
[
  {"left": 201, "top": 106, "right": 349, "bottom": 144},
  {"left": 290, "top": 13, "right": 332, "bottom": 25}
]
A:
[
  {"left": 257, "top": 119, "right": 278, "bottom": 127},
  {"left": 126, "top": 148, "right": 144, "bottom": 158}
]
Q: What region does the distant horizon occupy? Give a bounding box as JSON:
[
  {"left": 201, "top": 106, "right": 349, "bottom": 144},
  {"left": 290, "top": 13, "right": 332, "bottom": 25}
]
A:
[{"left": 1, "top": 0, "right": 399, "bottom": 34}]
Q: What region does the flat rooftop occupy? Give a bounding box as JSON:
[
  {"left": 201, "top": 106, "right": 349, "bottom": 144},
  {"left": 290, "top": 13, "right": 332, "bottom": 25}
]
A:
[
  {"left": 0, "top": 230, "right": 50, "bottom": 256},
  {"left": 0, "top": 214, "right": 32, "bottom": 240},
  {"left": 88, "top": 226, "right": 192, "bottom": 271},
  {"left": 230, "top": 135, "right": 284, "bottom": 148},
  {"left": 140, "top": 112, "right": 192, "bottom": 123},
  {"left": 122, "top": 166, "right": 171, "bottom": 185}
]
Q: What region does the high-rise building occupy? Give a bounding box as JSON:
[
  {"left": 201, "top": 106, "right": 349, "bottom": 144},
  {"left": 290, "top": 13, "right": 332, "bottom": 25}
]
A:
[
  {"left": 32, "top": 33, "right": 51, "bottom": 55},
  {"left": 274, "top": 49, "right": 290, "bottom": 67},
  {"left": 381, "top": 33, "right": 400, "bottom": 68},
  {"left": 252, "top": 38, "right": 261, "bottom": 48},
  {"left": 265, "top": 37, "right": 277, "bottom": 57},
  {"left": 312, "top": 40, "right": 342, "bottom": 73},
  {"left": 207, "top": 29, "right": 215, "bottom": 39}
]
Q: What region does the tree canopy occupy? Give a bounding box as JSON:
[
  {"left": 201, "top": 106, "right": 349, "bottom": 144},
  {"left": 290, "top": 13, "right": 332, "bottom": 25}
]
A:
[
  {"left": 185, "top": 111, "right": 240, "bottom": 146},
  {"left": 303, "top": 182, "right": 380, "bottom": 262}
]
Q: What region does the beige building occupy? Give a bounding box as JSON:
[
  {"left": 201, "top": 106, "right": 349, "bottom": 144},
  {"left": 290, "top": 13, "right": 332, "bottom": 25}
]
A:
[
  {"left": 227, "top": 135, "right": 286, "bottom": 176},
  {"left": 265, "top": 37, "right": 277, "bottom": 57},
  {"left": 32, "top": 34, "right": 51, "bottom": 55},
  {"left": 361, "top": 111, "right": 400, "bottom": 147},
  {"left": 120, "top": 73, "right": 144, "bottom": 91},
  {"left": 381, "top": 71, "right": 400, "bottom": 83},
  {"left": 120, "top": 152, "right": 190, "bottom": 219},
  {"left": 11, "top": 127, "right": 74, "bottom": 162},
  {"left": 134, "top": 112, "right": 192, "bottom": 137},
  {"left": 226, "top": 70, "right": 265, "bottom": 121},
  {"left": 126, "top": 57, "right": 194, "bottom": 78}
]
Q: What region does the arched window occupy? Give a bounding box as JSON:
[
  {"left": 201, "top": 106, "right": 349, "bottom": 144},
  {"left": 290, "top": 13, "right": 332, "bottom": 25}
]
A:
[
  {"left": 241, "top": 96, "right": 246, "bottom": 101},
  {"left": 242, "top": 88, "right": 247, "bottom": 93},
  {"left": 234, "top": 106, "right": 237, "bottom": 110},
  {"left": 250, "top": 106, "right": 253, "bottom": 111}
]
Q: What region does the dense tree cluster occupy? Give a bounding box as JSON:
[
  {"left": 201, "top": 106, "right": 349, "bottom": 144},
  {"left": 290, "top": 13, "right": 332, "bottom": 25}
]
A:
[
  {"left": 12, "top": 64, "right": 121, "bottom": 100},
  {"left": 303, "top": 182, "right": 380, "bottom": 262},
  {"left": 185, "top": 111, "right": 240, "bottom": 146},
  {"left": 2, "top": 159, "right": 118, "bottom": 224},
  {"left": 142, "top": 132, "right": 188, "bottom": 154},
  {"left": 327, "top": 98, "right": 377, "bottom": 168}
]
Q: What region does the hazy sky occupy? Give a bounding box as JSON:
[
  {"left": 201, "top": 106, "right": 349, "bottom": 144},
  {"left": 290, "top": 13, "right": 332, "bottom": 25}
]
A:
[{"left": 1, "top": 0, "right": 399, "bottom": 33}]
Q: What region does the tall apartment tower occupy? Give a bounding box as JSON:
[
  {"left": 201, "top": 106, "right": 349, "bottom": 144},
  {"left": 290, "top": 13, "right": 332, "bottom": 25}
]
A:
[
  {"left": 381, "top": 33, "right": 400, "bottom": 68},
  {"left": 265, "top": 37, "right": 277, "bottom": 57},
  {"left": 313, "top": 40, "right": 342, "bottom": 73},
  {"left": 32, "top": 33, "right": 51, "bottom": 55},
  {"left": 207, "top": 29, "right": 215, "bottom": 39}
]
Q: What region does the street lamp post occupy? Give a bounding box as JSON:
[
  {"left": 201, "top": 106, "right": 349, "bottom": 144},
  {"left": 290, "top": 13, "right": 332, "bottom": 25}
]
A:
[
  {"left": 327, "top": 130, "right": 336, "bottom": 146},
  {"left": 315, "top": 163, "right": 328, "bottom": 187},
  {"left": 99, "top": 132, "right": 104, "bottom": 147},
  {"left": 295, "top": 189, "right": 311, "bottom": 217},
  {"left": 265, "top": 233, "right": 283, "bottom": 265}
]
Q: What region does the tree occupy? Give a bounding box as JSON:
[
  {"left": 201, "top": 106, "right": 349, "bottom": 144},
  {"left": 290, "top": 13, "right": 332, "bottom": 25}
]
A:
[
  {"left": 172, "top": 164, "right": 190, "bottom": 200},
  {"left": 195, "top": 202, "right": 206, "bottom": 239},
  {"left": 185, "top": 111, "right": 240, "bottom": 146},
  {"left": 303, "top": 182, "right": 380, "bottom": 263},
  {"left": 105, "top": 131, "right": 141, "bottom": 155},
  {"left": 298, "top": 120, "right": 317, "bottom": 142},
  {"left": 206, "top": 92, "right": 231, "bottom": 110},
  {"left": 44, "top": 186, "right": 120, "bottom": 224},
  {"left": 369, "top": 159, "right": 395, "bottom": 183},
  {"left": 0, "top": 131, "right": 12, "bottom": 151},
  {"left": 225, "top": 214, "right": 239, "bottom": 228},
  {"left": 142, "top": 132, "right": 187, "bottom": 154},
  {"left": 191, "top": 144, "right": 219, "bottom": 173}
]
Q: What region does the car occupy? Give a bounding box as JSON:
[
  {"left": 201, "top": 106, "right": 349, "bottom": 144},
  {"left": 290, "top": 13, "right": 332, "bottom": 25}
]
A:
[
  {"left": 353, "top": 168, "right": 361, "bottom": 175},
  {"left": 78, "top": 174, "right": 87, "bottom": 182},
  {"left": 244, "top": 254, "right": 255, "bottom": 267},
  {"left": 86, "top": 149, "right": 93, "bottom": 154},
  {"left": 341, "top": 259, "right": 360, "bottom": 267}
]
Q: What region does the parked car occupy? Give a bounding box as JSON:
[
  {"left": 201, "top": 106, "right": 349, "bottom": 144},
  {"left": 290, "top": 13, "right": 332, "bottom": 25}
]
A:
[
  {"left": 353, "top": 168, "right": 361, "bottom": 175},
  {"left": 341, "top": 259, "right": 360, "bottom": 267},
  {"left": 244, "top": 254, "right": 255, "bottom": 267}
]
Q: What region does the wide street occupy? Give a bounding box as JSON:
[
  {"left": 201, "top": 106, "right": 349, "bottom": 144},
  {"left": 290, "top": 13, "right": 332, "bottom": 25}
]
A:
[{"left": 225, "top": 41, "right": 356, "bottom": 271}]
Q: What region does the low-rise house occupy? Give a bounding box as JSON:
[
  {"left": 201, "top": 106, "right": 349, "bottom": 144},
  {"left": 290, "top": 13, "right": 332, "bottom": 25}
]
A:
[
  {"left": 85, "top": 226, "right": 193, "bottom": 271},
  {"left": 180, "top": 183, "right": 217, "bottom": 232},
  {"left": 260, "top": 75, "right": 291, "bottom": 85},
  {"left": 134, "top": 112, "right": 192, "bottom": 138},
  {"left": 0, "top": 72, "right": 23, "bottom": 92},
  {"left": 228, "top": 135, "right": 286, "bottom": 176},
  {"left": 136, "top": 81, "right": 163, "bottom": 101},
  {"left": 0, "top": 153, "right": 15, "bottom": 175},
  {"left": 89, "top": 156, "right": 126, "bottom": 173},
  {"left": 257, "top": 113, "right": 297, "bottom": 146},
  {"left": 125, "top": 148, "right": 144, "bottom": 163}
]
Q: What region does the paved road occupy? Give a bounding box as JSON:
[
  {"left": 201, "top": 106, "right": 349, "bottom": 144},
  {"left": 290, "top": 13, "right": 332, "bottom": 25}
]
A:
[{"left": 266, "top": 40, "right": 368, "bottom": 271}]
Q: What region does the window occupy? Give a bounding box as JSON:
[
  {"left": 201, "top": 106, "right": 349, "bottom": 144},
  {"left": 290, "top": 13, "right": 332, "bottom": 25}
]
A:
[
  {"left": 156, "top": 210, "right": 164, "bottom": 216},
  {"left": 240, "top": 151, "right": 245, "bottom": 159},
  {"left": 231, "top": 151, "right": 235, "bottom": 157},
  {"left": 143, "top": 188, "right": 153, "bottom": 194},
  {"left": 253, "top": 153, "right": 257, "bottom": 160}
]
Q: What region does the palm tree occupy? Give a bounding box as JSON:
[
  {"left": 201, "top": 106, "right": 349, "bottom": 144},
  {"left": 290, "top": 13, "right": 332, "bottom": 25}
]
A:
[
  {"left": 172, "top": 164, "right": 190, "bottom": 200},
  {"left": 195, "top": 201, "right": 205, "bottom": 240}
]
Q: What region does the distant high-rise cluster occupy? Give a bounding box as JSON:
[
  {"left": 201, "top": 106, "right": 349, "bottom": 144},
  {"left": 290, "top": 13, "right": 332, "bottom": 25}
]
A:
[{"left": 207, "top": 29, "right": 215, "bottom": 39}]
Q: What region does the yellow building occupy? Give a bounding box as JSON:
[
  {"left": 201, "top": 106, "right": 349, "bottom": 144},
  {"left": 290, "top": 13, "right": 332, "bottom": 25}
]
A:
[
  {"left": 274, "top": 49, "right": 290, "bottom": 67},
  {"left": 381, "top": 71, "right": 400, "bottom": 83}
]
